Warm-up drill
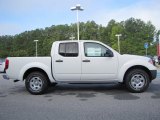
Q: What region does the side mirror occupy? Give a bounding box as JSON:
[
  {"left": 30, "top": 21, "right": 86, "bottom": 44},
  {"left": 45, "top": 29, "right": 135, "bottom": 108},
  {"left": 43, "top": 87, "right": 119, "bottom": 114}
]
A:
[{"left": 105, "top": 50, "right": 113, "bottom": 57}]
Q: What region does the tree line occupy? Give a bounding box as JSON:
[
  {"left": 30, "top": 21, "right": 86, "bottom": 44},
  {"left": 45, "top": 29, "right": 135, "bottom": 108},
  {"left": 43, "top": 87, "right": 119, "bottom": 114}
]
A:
[{"left": 0, "top": 18, "right": 159, "bottom": 58}]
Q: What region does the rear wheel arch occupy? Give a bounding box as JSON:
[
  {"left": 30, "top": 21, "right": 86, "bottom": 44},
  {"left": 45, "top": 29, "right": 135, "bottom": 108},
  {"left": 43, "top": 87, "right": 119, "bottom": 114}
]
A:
[
  {"left": 23, "top": 67, "right": 50, "bottom": 83},
  {"left": 25, "top": 71, "right": 49, "bottom": 95}
]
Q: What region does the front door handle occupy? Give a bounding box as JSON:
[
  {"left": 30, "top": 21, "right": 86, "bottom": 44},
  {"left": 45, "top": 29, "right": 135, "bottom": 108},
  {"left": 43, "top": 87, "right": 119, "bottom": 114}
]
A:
[
  {"left": 82, "top": 60, "right": 90, "bottom": 62},
  {"left": 56, "top": 60, "right": 63, "bottom": 62}
]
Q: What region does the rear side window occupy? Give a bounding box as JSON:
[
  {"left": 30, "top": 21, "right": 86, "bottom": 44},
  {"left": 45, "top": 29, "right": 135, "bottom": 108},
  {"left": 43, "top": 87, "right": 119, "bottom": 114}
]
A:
[{"left": 59, "top": 42, "right": 78, "bottom": 57}]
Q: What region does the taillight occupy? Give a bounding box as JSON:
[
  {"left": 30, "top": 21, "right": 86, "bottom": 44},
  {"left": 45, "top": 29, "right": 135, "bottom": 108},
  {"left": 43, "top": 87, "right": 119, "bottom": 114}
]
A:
[{"left": 5, "top": 59, "right": 9, "bottom": 70}]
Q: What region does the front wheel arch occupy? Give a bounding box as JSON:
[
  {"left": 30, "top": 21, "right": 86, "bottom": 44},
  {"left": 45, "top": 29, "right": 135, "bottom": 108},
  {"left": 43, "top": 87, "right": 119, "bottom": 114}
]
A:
[
  {"left": 124, "top": 68, "right": 150, "bottom": 93},
  {"left": 123, "top": 65, "right": 152, "bottom": 83}
]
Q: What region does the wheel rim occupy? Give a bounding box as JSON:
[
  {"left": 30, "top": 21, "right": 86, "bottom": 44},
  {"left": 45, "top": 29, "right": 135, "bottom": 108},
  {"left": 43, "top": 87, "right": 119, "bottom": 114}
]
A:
[
  {"left": 29, "top": 77, "right": 43, "bottom": 91},
  {"left": 130, "top": 74, "right": 146, "bottom": 90}
]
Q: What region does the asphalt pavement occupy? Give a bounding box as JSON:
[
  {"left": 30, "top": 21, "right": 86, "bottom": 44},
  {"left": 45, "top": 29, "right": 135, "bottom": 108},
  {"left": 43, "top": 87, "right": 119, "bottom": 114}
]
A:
[{"left": 0, "top": 72, "right": 160, "bottom": 120}]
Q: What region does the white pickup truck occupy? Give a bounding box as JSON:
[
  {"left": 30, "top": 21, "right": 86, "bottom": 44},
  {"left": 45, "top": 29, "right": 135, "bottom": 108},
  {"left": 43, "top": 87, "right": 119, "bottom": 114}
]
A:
[{"left": 4, "top": 40, "right": 157, "bottom": 94}]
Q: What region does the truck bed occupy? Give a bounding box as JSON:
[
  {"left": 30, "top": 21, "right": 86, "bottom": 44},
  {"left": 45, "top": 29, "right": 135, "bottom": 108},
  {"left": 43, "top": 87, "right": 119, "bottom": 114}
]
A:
[{"left": 6, "top": 57, "right": 52, "bottom": 80}]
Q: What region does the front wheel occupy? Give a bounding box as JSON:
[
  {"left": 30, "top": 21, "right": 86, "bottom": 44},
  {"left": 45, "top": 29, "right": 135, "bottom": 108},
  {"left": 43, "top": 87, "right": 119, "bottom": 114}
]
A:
[
  {"left": 125, "top": 69, "right": 150, "bottom": 93},
  {"left": 25, "top": 72, "right": 49, "bottom": 95}
]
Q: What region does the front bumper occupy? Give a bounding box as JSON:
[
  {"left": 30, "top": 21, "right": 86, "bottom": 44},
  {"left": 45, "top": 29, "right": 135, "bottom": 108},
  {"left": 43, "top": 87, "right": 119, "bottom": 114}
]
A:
[{"left": 150, "top": 70, "right": 157, "bottom": 80}]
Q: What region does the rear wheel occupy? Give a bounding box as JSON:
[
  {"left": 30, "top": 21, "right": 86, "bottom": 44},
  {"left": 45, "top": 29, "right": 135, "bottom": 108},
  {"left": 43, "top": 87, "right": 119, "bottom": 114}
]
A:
[
  {"left": 125, "top": 69, "right": 150, "bottom": 93},
  {"left": 25, "top": 72, "right": 49, "bottom": 95}
]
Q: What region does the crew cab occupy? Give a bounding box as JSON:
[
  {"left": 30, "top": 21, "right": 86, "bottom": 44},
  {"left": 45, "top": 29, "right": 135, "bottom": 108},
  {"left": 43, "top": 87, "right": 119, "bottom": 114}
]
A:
[{"left": 4, "top": 40, "right": 157, "bottom": 94}]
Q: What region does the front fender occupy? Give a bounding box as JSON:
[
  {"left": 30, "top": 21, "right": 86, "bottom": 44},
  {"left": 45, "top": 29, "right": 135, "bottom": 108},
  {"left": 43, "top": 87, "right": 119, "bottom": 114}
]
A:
[{"left": 118, "top": 59, "right": 156, "bottom": 82}]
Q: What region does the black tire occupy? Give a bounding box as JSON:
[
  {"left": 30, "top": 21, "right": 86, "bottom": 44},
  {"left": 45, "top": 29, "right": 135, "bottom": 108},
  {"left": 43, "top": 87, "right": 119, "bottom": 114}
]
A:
[
  {"left": 125, "top": 69, "right": 150, "bottom": 93},
  {"left": 25, "top": 72, "right": 49, "bottom": 95}
]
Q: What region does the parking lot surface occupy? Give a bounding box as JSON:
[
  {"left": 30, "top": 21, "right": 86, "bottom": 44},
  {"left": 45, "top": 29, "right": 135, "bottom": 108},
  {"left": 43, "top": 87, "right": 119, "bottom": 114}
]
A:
[{"left": 0, "top": 72, "right": 160, "bottom": 120}]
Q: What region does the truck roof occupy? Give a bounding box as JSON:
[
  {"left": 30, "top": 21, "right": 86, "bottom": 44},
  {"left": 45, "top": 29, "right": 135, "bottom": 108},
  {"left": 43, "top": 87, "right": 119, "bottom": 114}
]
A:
[{"left": 54, "top": 40, "right": 100, "bottom": 43}]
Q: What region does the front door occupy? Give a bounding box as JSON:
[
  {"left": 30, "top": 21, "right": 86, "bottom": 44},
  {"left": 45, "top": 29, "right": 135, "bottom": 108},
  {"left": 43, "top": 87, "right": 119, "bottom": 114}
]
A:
[{"left": 81, "top": 42, "right": 118, "bottom": 81}]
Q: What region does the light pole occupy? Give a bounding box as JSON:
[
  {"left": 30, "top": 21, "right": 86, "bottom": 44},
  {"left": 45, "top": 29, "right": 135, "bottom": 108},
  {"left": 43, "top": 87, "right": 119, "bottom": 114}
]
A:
[
  {"left": 34, "top": 40, "right": 39, "bottom": 57},
  {"left": 69, "top": 34, "right": 75, "bottom": 40},
  {"left": 70, "top": 4, "right": 84, "bottom": 41},
  {"left": 115, "top": 34, "right": 122, "bottom": 53}
]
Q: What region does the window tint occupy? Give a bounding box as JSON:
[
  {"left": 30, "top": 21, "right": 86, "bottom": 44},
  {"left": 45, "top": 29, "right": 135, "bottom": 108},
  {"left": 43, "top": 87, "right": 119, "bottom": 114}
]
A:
[
  {"left": 59, "top": 42, "right": 78, "bottom": 57},
  {"left": 59, "top": 43, "right": 65, "bottom": 56},
  {"left": 84, "top": 42, "right": 112, "bottom": 57}
]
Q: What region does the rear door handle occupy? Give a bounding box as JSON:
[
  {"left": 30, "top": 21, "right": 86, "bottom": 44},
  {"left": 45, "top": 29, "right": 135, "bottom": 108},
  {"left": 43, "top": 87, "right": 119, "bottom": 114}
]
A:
[
  {"left": 56, "top": 60, "right": 63, "bottom": 62},
  {"left": 82, "top": 60, "right": 90, "bottom": 62}
]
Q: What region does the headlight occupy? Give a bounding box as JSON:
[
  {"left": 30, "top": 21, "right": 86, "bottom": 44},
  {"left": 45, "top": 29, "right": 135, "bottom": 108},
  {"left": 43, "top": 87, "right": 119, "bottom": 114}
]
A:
[{"left": 148, "top": 59, "right": 153, "bottom": 65}]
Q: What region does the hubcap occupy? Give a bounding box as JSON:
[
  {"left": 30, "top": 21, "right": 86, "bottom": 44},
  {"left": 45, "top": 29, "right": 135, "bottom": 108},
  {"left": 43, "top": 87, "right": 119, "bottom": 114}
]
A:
[
  {"left": 30, "top": 77, "right": 43, "bottom": 91},
  {"left": 130, "top": 74, "right": 145, "bottom": 90}
]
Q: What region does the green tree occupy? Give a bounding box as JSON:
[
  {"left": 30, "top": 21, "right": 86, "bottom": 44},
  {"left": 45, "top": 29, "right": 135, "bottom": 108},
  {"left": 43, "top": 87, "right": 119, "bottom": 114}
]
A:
[{"left": 0, "top": 18, "right": 158, "bottom": 58}]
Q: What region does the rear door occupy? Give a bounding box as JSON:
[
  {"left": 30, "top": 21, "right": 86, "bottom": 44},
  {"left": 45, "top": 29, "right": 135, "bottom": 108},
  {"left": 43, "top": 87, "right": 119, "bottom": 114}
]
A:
[{"left": 53, "top": 42, "right": 81, "bottom": 81}]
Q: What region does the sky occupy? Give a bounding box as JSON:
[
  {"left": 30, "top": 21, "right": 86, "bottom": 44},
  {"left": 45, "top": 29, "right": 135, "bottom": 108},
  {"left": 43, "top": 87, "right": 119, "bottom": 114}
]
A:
[{"left": 0, "top": 0, "right": 160, "bottom": 36}]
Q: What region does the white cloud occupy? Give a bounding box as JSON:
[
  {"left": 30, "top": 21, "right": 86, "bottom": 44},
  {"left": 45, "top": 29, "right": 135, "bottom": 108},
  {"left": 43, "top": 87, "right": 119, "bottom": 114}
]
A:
[
  {"left": 0, "top": 0, "right": 96, "bottom": 35},
  {"left": 0, "top": 0, "right": 160, "bottom": 35},
  {"left": 0, "top": 0, "right": 93, "bottom": 15},
  {"left": 0, "top": 23, "right": 24, "bottom": 35},
  {"left": 92, "top": 0, "right": 160, "bottom": 29}
]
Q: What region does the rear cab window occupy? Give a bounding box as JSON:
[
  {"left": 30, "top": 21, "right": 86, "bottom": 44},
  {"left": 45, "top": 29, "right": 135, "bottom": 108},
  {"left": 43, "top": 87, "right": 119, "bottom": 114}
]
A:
[{"left": 59, "top": 42, "right": 79, "bottom": 57}]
